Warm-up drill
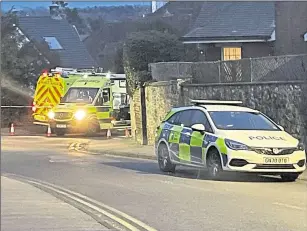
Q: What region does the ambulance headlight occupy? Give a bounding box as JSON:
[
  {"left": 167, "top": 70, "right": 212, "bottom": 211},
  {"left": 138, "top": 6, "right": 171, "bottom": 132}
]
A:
[
  {"left": 74, "top": 110, "right": 86, "bottom": 120},
  {"left": 48, "top": 111, "right": 55, "bottom": 119},
  {"left": 225, "top": 139, "right": 249, "bottom": 150}
]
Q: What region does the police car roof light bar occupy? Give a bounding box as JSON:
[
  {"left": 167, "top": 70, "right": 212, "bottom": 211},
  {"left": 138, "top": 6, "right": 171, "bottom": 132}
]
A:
[{"left": 191, "top": 99, "right": 243, "bottom": 106}]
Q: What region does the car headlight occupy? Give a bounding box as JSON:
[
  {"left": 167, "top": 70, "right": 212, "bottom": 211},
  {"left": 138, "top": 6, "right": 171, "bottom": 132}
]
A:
[
  {"left": 48, "top": 111, "right": 55, "bottom": 119},
  {"left": 225, "top": 139, "right": 249, "bottom": 150},
  {"left": 74, "top": 110, "right": 86, "bottom": 120}
]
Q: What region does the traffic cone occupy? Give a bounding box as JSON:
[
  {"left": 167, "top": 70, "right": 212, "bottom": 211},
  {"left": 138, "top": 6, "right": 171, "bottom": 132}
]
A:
[
  {"left": 107, "top": 129, "right": 111, "bottom": 139},
  {"left": 10, "top": 123, "right": 15, "bottom": 136},
  {"left": 46, "top": 125, "right": 52, "bottom": 137},
  {"left": 125, "top": 127, "right": 130, "bottom": 138}
]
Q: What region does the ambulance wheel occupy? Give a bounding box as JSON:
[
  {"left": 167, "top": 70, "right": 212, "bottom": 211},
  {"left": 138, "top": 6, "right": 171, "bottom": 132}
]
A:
[
  {"left": 158, "top": 143, "right": 176, "bottom": 173},
  {"left": 280, "top": 173, "right": 299, "bottom": 182},
  {"left": 206, "top": 148, "right": 223, "bottom": 180},
  {"left": 55, "top": 129, "right": 65, "bottom": 137},
  {"left": 86, "top": 119, "right": 100, "bottom": 136}
]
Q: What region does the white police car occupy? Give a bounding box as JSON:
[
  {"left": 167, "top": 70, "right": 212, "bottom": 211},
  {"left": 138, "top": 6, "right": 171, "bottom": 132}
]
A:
[{"left": 155, "top": 100, "right": 306, "bottom": 181}]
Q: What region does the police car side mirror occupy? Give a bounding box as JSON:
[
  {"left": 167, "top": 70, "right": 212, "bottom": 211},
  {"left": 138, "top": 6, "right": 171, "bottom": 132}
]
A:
[
  {"left": 278, "top": 125, "right": 284, "bottom": 131},
  {"left": 191, "top": 124, "right": 206, "bottom": 133}
]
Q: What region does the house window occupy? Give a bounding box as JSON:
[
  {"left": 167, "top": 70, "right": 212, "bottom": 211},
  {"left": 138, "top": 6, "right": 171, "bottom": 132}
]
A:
[
  {"left": 223, "top": 47, "right": 242, "bottom": 61},
  {"left": 43, "top": 37, "right": 63, "bottom": 50}
]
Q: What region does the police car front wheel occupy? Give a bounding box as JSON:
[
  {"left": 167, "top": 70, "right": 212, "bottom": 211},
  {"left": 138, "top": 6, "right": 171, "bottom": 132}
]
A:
[
  {"left": 206, "top": 149, "right": 223, "bottom": 179},
  {"left": 280, "top": 173, "right": 299, "bottom": 182},
  {"left": 158, "top": 143, "right": 176, "bottom": 173}
]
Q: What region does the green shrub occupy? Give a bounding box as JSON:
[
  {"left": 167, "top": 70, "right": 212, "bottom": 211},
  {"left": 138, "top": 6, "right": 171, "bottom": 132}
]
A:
[{"left": 123, "top": 30, "right": 183, "bottom": 96}]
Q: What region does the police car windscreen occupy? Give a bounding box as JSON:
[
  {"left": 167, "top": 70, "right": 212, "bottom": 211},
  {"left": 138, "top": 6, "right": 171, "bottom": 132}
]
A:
[
  {"left": 61, "top": 87, "right": 99, "bottom": 103},
  {"left": 209, "top": 111, "right": 280, "bottom": 130}
]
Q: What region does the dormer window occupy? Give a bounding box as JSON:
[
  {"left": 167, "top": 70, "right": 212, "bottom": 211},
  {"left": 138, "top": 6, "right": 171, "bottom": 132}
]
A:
[{"left": 43, "top": 37, "right": 63, "bottom": 50}]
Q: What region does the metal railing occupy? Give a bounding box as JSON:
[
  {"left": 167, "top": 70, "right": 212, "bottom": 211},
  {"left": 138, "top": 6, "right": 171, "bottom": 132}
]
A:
[{"left": 149, "top": 54, "right": 307, "bottom": 84}]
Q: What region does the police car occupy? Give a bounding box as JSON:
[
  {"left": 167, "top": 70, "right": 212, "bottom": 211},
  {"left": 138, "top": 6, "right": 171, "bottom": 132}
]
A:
[{"left": 155, "top": 100, "right": 306, "bottom": 182}]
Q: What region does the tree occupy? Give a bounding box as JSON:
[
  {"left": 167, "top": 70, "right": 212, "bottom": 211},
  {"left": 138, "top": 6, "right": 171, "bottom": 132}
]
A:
[
  {"left": 123, "top": 30, "right": 183, "bottom": 96},
  {"left": 1, "top": 11, "right": 60, "bottom": 125},
  {"left": 52, "top": 1, "right": 87, "bottom": 34},
  {"left": 135, "top": 19, "right": 180, "bottom": 36}
]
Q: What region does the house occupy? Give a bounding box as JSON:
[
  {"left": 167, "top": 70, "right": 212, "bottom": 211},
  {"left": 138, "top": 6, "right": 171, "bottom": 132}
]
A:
[
  {"left": 154, "top": 1, "right": 307, "bottom": 61},
  {"left": 16, "top": 4, "right": 97, "bottom": 69}
]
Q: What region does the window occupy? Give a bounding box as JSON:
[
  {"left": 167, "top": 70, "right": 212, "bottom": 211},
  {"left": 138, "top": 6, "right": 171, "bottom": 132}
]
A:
[
  {"left": 304, "top": 33, "right": 307, "bottom": 42},
  {"left": 178, "top": 110, "right": 193, "bottom": 127},
  {"left": 61, "top": 88, "right": 99, "bottom": 103},
  {"left": 102, "top": 88, "right": 110, "bottom": 104},
  {"left": 43, "top": 37, "right": 63, "bottom": 50},
  {"left": 223, "top": 47, "right": 241, "bottom": 61},
  {"left": 119, "top": 80, "right": 126, "bottom": 88},
  {"left": 95, "top": 92, "right": 104, "bottom": 106},
  {"left": 191, "top": 110, "right": 213, "bottom": 133},
  {"left": 166, "top": 112, "right": 181, "bottom": 125},
  {"left": 209, "top": 111, "right": 280, "bottom": 131}
]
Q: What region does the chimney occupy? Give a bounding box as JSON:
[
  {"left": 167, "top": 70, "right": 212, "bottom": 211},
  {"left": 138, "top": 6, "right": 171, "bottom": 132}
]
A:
[{"left": 49, "top": 3, "right": 61, "bottom": 19}]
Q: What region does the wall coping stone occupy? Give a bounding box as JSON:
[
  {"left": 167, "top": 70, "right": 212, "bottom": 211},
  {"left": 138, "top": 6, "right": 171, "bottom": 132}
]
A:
[{"left": 182, "top": 80, "right": 307, "bottom": 88}]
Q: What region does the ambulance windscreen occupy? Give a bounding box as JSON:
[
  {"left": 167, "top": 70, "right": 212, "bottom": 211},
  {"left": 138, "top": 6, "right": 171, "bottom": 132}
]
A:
[{"left": 61, "top": 87, "right": 99, "bottom": 104}]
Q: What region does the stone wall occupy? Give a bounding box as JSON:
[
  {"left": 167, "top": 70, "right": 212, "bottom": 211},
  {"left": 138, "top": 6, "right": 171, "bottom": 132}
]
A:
[
  {"left": 181, "top": 81, "right": 306, "bottom": 140},
  {"left": 132, "top": 80, "right": 307, "bottom": 145},
  {"left": 145, "top": 81, "right": 181, "bottom": 145},
  {"left": 130, "top": 88, "right": 143, "bottom": 144}
]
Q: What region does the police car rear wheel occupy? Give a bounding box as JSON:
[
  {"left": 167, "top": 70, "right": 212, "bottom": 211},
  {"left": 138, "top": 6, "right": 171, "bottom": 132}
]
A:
[
  {"left": 158, "top": 144, "right": 176, "bottom": 173},
  {"left": 206, "top": 149, "right": 223, "bottom": 179},
  {"left": 280, "top": 173, "right": 299, "bottom": 182}
]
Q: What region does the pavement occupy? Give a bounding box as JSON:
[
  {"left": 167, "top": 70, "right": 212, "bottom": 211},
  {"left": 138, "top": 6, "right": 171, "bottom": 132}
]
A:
[
  {"left": 1, "top": 176, "right": 104, "bottom": 231},
  {"left": 2, "top": 135, "right": 307, "bottom": 231},
  {"left": 75, "top": 137, "right": 155, "bottom": 160}
]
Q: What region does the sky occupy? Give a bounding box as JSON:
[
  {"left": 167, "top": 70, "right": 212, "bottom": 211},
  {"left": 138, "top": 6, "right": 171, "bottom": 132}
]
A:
[{"left": 1, "top": 1, "right": 150, "bottom": 11}]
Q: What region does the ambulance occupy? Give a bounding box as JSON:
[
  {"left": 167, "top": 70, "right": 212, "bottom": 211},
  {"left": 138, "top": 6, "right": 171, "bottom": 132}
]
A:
[{"left": 32, "top": 67, "right": 130, "bottom": 136}]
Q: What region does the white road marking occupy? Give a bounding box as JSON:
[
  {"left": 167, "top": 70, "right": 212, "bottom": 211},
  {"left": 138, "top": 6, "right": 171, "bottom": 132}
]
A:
[
  {"left": 273, "top": 202, "right": 305, "bottom": 211},
  {"left": 4, "top": 173, "right": 158, "bottom": 231}
]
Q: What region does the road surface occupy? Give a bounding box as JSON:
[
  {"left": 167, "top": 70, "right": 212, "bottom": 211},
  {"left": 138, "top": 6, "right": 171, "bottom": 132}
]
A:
[{"left": 2, "top": 136, "right": 307, "bottom": 231}]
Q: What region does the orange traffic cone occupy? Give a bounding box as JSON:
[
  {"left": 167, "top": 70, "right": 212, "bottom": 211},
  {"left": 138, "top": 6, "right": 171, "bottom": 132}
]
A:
[
  {"left": 107, "top": 129, "right": 111, "bottom": 139},
  {"left": 46, "top": 125, "right": 52, "bottom": 137},
  {"left": 125, "top": 127, "right": 130, "bottom": 138},
  {"left": 10, "top": 123, "right": 15, "bottom": 136}
]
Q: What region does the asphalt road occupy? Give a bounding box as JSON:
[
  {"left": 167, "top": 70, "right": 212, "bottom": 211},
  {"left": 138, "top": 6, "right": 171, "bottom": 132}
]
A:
[{"left": 2, "top": 136, "right": 307, "bottom": 231}]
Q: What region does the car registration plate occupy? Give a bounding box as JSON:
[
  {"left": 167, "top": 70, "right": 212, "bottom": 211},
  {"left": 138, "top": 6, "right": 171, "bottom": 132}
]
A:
[
  {"left": 56, "top": 124, "right": 67, "bottom": 128},
  {"left": 263, "top": 157, "right": 289, "bottom": 164}
]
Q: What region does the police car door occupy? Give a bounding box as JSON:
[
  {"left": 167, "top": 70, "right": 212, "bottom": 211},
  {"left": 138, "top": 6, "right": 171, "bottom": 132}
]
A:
[
  {"left": 177, "top": 109, "right": 193, "bottom": 164},
  {"left": 167, "top": 111, "right": 183, "bottom": 161},
  {"left": 190, "top": 109, "right": 214, "bottom": 165}
]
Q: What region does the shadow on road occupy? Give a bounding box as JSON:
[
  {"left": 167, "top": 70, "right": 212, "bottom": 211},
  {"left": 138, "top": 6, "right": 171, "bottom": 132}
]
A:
[{"left": 102, "top": 161, "right": 284, "bottom": 183}]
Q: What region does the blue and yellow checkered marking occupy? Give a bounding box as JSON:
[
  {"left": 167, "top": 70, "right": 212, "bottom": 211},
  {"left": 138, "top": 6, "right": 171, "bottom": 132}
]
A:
[
  {"left": 203, "top": 134, "right": 218, "bottom": 148},
  {"left": 158, "top": 123, "right": 225, "bottom": 164}
]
